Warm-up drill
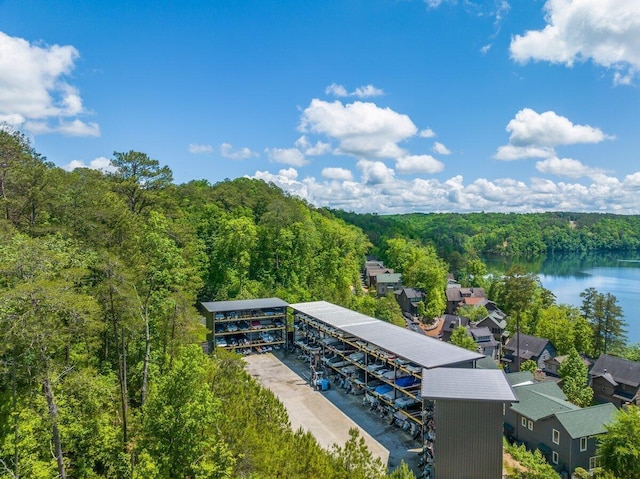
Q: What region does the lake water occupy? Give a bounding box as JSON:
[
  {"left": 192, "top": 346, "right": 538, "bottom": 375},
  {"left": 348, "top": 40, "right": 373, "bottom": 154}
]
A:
[{"left": 484, "top": 253, "right": 640, "bottom": 345}]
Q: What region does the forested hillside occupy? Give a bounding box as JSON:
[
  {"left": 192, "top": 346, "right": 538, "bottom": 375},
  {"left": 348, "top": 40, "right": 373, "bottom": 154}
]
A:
[
  {"left": 332, "top": 211, "right": 640, "bottom": 262},
  {"left": 0, "top": 129, "right": 410, "bottom": 478}
]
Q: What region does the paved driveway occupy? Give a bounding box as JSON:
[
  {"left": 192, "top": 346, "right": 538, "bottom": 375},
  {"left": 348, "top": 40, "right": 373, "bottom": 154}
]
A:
[{"left": 244, "top": 353, "right": 390, "bottom": 463}]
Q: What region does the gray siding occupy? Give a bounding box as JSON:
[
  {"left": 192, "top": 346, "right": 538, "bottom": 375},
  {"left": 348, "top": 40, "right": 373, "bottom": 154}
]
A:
[
  {"left": 434, "top": 400, "right": 503, "bottom": 479},
  {"left": 505, "top": 413, "right": 599, "bottom": 474}
]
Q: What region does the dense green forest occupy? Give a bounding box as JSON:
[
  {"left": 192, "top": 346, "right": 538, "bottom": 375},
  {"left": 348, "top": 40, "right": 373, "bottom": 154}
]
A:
[
  {"left": 0, "top": 129, "right": 417, "bottom": 478},
  {"left": 2, "top": 127, "right": 639, "bottom": 479},
  {"left": 332, "top": 210, "right": 640, "bottom": 266}
]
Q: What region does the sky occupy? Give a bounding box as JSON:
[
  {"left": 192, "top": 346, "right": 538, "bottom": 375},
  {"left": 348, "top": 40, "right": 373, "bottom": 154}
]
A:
[{"left": 1, "top": 0, "right": 640, "bottom": 214}]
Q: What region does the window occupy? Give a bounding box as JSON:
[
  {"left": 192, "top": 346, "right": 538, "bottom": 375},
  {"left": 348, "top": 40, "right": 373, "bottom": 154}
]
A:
[
  {"left": 521, "top": 417, "right": 527, "bottom": 427},
  {"left": 503, "top": 403, "right": 506, "bottom": 415},
  {"left": 589, "top": 456, "right": 601, "bottom": 471},
  {"left": 552, "top": 429, "right": 560, "bottom": 445},
  {"left": 552, "top": 451, "right": 559, "bottom": 464},
  {"left": 580, "top": 437, "right": 588, "bottom": 451},
  {"left": 528, "top": 420, "right": 534, "bottom": 431}
]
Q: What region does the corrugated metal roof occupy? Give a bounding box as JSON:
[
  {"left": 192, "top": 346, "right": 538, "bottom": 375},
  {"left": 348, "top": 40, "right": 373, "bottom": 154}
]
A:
[
  {"left": 290, "top": 301, "right": 483, "bottom": 369},
  {"left": 201, "top": 298, "right": 288, "bottom": 313},
  {"left": 421, "top": 368, "right": 518, "bottom": 402}
]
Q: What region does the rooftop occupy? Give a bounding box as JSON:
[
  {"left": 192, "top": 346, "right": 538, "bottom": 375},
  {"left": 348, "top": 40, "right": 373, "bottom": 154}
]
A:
[
  {"left": 201, "top": 297, "right": 288, "bottom": 313},
  {"left": 421, "top": 368, "right": 518, "bottom": 402},
  {"left": 590, "top": 354, "right": 640, "bottom": 387},
  {"left": 376, "top": 273, "right": 402, "bottom": 283},
  {"left": 510, "top": 381, "right": 578, "bottom": 421},
  {"left": 504, "top": 333, "right": 552, "bottom": 358},
  {"left": 555, "top": 403, "right": 617, "bottom": 439},
  {"left": 290, "top": 301, "right": 483, "bottom": 369}
]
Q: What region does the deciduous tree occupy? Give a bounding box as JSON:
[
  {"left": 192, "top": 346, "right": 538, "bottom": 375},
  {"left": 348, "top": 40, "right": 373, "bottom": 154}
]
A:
[
  {"left": 598, "top": 406, "right": 640, "bottom": 479},
  {"left": 559, "top": 348, "right": 593, "bottom": 407},
  {"left": 450, "top": 326, "right": 478, "bottom": 352}
]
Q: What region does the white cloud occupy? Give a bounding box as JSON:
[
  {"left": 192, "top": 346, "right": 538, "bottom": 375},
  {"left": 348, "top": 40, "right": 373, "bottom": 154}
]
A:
[
  {"left": 353, "top": 84, "right": 385, "bottom": 98},
  {"left": 623, "top": 172, "right": 640, "bottom": 189},
  {"left": 63, "top": 156, "right": 117, "bottom": 173},
  {"left": 24, "top": 119, "right": 100, "bottom": 137},
  {"left": 220, "top": 142, "right": 257, "bottom": 160},
  {"left": 510, "top": 0, "right": 640, "bottom": 83},
  {"left": 396, "top": 155, "right": 445, "bottom": 174},
  {"left": 321, "top": 167, "right": 354, "bottom": 181},
  {"left": 294, "top": 135, "right": 333, "bottom": 156},
  {"left": 357, "top": 159, "right": 395, "bottom": 185},
  {"left": 535, "top": 157, "right": 603, "bottom": 178},
  {"left": 419, "top": 128, "right": 436, "bottom": 138},
  {"left": 495, "top": 144, "right": 555, "bottom": 160},
  {"left": 507, "top": 108, "right": 611, "bottom": 147},
  {"left": 265, "top": 147, "right": 308, "bottom": 166},
  {"left": 299, "top": 99, "right": 417, "bottom": 159},
  {"left": 325, "top": 83, "right": 384, "bottom": 98},
  {"left": 325, "top": 83, "right": 348, "bottom": 97},
  {"left": 496, "top": 108, "right": 613, "bottom": 160},
  {"left": 432, "top": 141, "right": 451, "bottom": 155},
  {"left": 188, "top": 144, "right": 213, "bottom": 154},
  {"left": 251, "top": 169, "right": 304, "bottom": 191},
  {"left": 250, "top": 167, "right": 640, "bottom": 215},
  {"left": 424, "top": 0, "right": 446, "bottom": 8},
  {"left": 279, "top": 167, "right": 298, "bottom": 180},
  {"left": 0, "top": 32, "right": 98, "bottom": 136}
]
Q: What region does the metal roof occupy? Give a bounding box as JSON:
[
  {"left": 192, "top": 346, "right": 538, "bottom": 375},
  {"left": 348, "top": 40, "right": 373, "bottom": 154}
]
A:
[
  {"left": 201, "top": 297, "right": 288, "bottom": 313},
  {"left": 290, "top": 301, "right": 483, "bottom": 369},
  {"left": 421, "top": 368, "right": 518, "bottom": 402}
]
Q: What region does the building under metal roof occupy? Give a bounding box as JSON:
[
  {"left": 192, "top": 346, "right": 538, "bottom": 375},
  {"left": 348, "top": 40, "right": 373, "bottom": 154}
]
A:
[
  {"left": 290, "top": 301, "right": 483, "bottom": 369},
  {"left": 421, "top": 368, "right": 518, "bottom": 402},
  {"left": 201, "top": 297, "right": 288, "bottom": 313}
]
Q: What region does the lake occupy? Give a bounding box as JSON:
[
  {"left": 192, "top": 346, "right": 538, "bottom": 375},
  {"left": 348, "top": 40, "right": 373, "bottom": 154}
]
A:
[{"left": 484, "top": 253, "right": 640, "bottom": 345}]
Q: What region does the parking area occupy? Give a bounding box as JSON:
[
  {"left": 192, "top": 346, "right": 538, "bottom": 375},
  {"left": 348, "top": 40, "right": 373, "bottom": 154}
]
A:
[{"left": 244, "top": 352, "right": 422, "bottom": 474}]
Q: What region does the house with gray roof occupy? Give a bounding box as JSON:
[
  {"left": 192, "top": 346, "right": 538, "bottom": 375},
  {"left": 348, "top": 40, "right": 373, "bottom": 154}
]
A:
[
  {"left": 375, "top": 272, "right": 402, "bottom": 297},
  {"left": 394, "top": 287, "right": 425, "bottom": 318},
  {"left": 439, "top": 314, "right": 470, "bottom": 342},
  {"left": 502, "top": 333, "right": 557, "bottom": 372},
  {"left": 544, "top": 354, "right": 593, "bottom": 378},
  {"left": 475, "top": 307, "right": 508, "bottom": 342},
  {"left": 468, "top": 326, "right": 501, "bottom": 359},
  {"left": 444, "top": 286, "right": 486, "bottom": 314},
  {"left": 589, "top": 353, "right": 640, "bottom": 407},
  {"left": 364, "top": 265, "right": 394, "bottom": 287},
  {"left": 503, "top": 376, "right": 617, "bottom": 475}
]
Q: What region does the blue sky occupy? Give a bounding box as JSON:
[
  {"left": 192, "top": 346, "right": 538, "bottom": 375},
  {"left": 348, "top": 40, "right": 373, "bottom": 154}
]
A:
[{"left": 1, "top": 0, "right": 639, "bottom": 213}]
